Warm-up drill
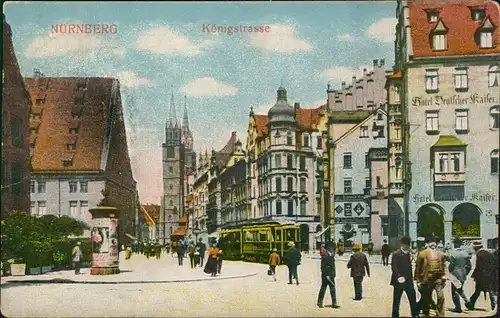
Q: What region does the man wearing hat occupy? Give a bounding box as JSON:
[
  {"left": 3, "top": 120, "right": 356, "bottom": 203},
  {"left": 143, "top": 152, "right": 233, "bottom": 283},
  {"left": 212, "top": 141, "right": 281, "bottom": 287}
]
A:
[
  {"left": 390, "top": 236, "right": 418, "bottom": 318},
  {"left": 72, "top": 242, "right": 83, "bottom": 275},
  {"left": 347, "top": 243, "right": 370, "bottom": 300},
  {"left": 269, "top": 248, "right": 280, "bottom": 281},
  {"left": 447, "top": 238, "right": 471, "bottom": 313},
  {"left": 381, "top": 239, "right": 391, "bottom": 266},
  {"left": 317, "top": 241, "right": 340, "bottom": 308},
  {"left": 466, "top": 240, "right": 497, "bottom": 312},
  {"left": 285, "top": 242, "right": 301, "bottom": 285},
  {"left": 414, "top": 237, "right": 445, "bottom": 317}
]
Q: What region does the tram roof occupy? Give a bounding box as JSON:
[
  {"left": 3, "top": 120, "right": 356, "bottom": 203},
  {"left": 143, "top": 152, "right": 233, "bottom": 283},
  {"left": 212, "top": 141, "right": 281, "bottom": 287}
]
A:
[{"left": 219, "top": 220, "right": 297, "bottom": 231}]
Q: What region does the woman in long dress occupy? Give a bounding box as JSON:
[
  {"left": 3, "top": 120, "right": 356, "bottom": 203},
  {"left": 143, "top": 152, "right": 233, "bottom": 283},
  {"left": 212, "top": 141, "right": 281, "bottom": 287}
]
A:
[{"left": 204, "top": 245, "right": 219, "bottom": 276}]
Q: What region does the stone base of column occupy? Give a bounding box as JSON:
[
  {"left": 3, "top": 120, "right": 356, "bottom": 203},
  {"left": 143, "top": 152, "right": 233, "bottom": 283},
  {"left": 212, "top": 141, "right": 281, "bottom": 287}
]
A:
[{"left": 90, "top": 267, "right": 120, "bottom": 275}]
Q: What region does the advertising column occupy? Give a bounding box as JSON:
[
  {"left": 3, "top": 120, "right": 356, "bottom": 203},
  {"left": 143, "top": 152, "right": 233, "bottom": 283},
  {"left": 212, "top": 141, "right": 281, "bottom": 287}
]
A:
[{"left": 90, "top": 207, "right": 120, "bottom": 275}]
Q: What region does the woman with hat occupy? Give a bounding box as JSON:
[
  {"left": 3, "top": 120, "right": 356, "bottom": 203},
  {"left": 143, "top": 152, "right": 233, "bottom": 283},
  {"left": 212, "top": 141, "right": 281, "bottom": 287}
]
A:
[{"left": 269, "top": 248, "right": 280, "bottom": 281}]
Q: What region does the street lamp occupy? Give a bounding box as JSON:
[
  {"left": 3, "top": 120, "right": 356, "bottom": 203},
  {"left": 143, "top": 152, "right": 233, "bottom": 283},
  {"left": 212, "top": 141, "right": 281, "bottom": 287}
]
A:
[{"left": 193, "top": 222, "right": 201, "bottom": 242}]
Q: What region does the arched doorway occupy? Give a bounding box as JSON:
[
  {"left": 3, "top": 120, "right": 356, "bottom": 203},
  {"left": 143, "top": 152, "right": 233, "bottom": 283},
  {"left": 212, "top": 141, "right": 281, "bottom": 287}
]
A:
[
  {"left": 452, "top": 203, "right": 481, "bottom": 238},
  {"left": 300, "top": 224, "right": 310, "bottom": 252},
  {"left": 388, "top": 199, "right": 404, "bottom": 250},
  {"left": 417, "top": 204, "right": 445, "bottom": 241}
]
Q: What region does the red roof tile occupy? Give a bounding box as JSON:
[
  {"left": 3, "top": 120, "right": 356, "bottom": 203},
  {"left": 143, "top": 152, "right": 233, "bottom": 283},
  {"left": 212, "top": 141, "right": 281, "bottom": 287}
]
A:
[
  {"left": 296, "top": 105, "right": 326, "bottom": 131},
  {"left": 409, "top": 0, "right": 500, "bottom": 58},
  {"left": 254, "top": 114, "right": 269, "bottom": 137},
  {"left": 24, "top": 77, "right": 118, "bottom": 172}
]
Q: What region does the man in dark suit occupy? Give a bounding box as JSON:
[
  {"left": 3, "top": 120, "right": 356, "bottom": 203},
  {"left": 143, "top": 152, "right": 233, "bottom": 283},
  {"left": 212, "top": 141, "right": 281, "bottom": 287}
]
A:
[
  {"left": 286, "top": 242, "right": 301, "bottom": 285},
  {"left": 347, "top": 243, "right": 370, "bottom": 300},
  {"left": 317, "top": 241, "right": 340, "bottom": 308},
  {"left": 391, "top": 236, "right": 418, "bottom": 318},
  {"left": 382, "top": 239, "right": 391, "bottom": 266},
  {"left": 466, "top": 240, "right": 497, "bottom": 312},
  {"left": 447, "top": 238, "right": 471, "bottom": 313}
]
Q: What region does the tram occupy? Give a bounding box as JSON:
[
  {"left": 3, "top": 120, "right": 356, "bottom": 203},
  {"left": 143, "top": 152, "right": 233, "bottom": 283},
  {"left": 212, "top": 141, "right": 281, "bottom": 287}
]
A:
[{"left": 218, "top": 221, "right": 301, "bottom": 264}]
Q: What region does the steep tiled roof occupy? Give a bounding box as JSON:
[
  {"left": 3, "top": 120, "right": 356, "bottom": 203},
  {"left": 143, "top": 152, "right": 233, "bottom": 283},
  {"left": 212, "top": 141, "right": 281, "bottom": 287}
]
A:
[
  {"left": 219, "top": 131, "right": 238, "bottom": 154},
  {"left": 24, "top": 77, "right": 118, "bottom": 172},
  {"left": 409, "top": 0, "right": 500, "bottom": 58},
  {"left": 141, "top": 204, "right": 160, "bottom": 226},
  {"left": 296, "top": 105, "right": 326, "bottom": 131},
  {"left": 254, "top": 114, "right": 269, "bottom": 137}
]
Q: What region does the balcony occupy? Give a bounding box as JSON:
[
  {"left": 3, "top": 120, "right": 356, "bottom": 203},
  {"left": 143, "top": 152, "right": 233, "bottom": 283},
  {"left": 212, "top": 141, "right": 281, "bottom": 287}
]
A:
[{"left": 434, "top": 172, "right": 465, "bottom": 186}]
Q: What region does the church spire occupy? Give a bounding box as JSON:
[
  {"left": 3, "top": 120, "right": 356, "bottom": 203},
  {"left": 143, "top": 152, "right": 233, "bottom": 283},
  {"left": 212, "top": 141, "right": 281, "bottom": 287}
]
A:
[
  {"left": 168, "top": 85, "right": 178, "bottom": 128},
  {"left": 183, "top": 95, "right": 190, "bottom": 132}
]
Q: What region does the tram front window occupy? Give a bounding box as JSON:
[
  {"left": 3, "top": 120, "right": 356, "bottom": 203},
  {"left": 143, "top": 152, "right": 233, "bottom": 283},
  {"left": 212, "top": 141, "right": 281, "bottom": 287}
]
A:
[{"left": 286, "top": 229, "right": 295, "bottom": 242}]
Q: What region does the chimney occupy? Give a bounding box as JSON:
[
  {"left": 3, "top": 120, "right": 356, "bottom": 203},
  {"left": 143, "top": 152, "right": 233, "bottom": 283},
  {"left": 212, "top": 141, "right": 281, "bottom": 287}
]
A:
[
  {"left": 34, "top": 68, "right": 41, "bottom": 78},
  {"left": 380, "top": 59, "right": 385, "bottom": 67},
  {"left": 363, "top": 68, "right": 367, "bottom": 77},
  {"left": 232, "top": 131, "right": 237, "bottom": 137},
  {"left": 294, "top": 102, "right": 300, "bottom": 110},
  {"left": 341, "top": 81, "right": 346, "bottom": 90},
  {"left": 352, "top": 76, "right": 356, "bottom": 86},
  {"left": 373, "top": 59, "right": 378, "bottom": 68}
]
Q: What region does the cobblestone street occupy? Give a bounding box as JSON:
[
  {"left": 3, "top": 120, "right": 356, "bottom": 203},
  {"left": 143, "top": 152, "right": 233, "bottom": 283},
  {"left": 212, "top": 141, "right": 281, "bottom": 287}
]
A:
[{"left": 1, "top": 253, "right": 496, "bottom": 317}]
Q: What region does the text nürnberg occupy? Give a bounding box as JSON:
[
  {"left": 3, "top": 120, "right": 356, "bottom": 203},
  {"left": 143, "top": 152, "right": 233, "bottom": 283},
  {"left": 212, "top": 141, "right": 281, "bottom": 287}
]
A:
[
  {"left": 412, "top": 93, "right": 496, "bottom": 107},
  {"left": 202, "top": 24, "right": 270, "bottom": 35},
  {"left": 51, "top": 24, "right": 118, "bottom": 34}
]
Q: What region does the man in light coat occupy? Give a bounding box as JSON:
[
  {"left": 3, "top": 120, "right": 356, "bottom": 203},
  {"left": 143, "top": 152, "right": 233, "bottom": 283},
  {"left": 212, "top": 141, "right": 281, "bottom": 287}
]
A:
[
  {"left": 72, "top": 242, "right": 83, "bottom": 275},
  {"left": 447, "top": 238, "right": 471, "bottom": 313}
]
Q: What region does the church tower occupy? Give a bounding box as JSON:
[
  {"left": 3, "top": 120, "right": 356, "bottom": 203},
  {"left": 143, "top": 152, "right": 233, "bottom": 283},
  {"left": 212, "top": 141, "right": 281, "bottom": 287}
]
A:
[
  {"left": 161, "top": 88, "right": 185, "bottom": 245},
  {"left": 182, "top": 96, "right": 197, "bottom": 197}
]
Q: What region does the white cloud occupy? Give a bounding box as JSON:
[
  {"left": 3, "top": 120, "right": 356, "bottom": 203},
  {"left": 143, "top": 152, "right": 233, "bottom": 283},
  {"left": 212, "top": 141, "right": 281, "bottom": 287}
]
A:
[
  {"left": 336, "top": 34, "right": 359, "bottom": 42},
  {"left": 114, "top": 71, "right": 153, "bottom": 88},
  {"left": 311, "top": 99, "right": 327, "bottom": 107},
  {"left": 112, "top": 47, "right": 127, "bottom": 59},
  {"left": 249, "top": 24, "right": 312, "bottom": 53},
  {"left": 319, "top": 65, "right": 372, "bottom": 86},
  {"left": 367, "top": 17, "right": 397, "bottom": 43},
  {"left": 26, "top": 33, "right": 103, "bottom": 58},
  {"left": 180, "top": 77, "right": 238, "bottom": 97},
  {"left": 136, "top": 26, "right": 202, "bottom": 56}
]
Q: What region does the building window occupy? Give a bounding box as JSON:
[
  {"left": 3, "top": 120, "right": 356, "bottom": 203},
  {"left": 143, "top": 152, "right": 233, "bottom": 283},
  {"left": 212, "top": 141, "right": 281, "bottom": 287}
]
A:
[
  {"left": 428, "top": 11, "right": 439, "bottom": 23},
  {"left": 299, "top": 155, "right": 306, "bottom": 170},
  {"left": 78, "top": 201, "right": 88, "bottom": 217},
  {"left": 35, "top": 98, "right": 45, "bottom": 106},
  {"left": 491, "top": 150, "right": 499, "bottom": 174},
  {"left": 167, "top": 148, "right": 175, "bottom": 158},
  {"left": 276, "top": 177, "right": 282, "bottom": 192},
  {"left": 344, "top": 179, "right": 352, "bottom": 194},
  {"left": 303, "top": 134, "right": 310, "bottom": 147},
  {"left": 67, "top": 143, "right": 76, "bottom": 150},
  {"left": 394, "top": 86, "right": 400, "bottom": 104},
  {"left": 169, "top": 166, "right": 173, "bottom": 174},
  {"left": 70, "top": 201, "right": 78, "bottom": 217},
  {"left": 37, "top": 181, "right": 46, "bottom": 193},
  {"left": 69, "top": 181, "right": 77, "bottom": 193},
  {"left": 276, "top": 200, "right": 282, "bottom": 215},
  {"left": 455, "top": 110, "right": 469, "bottom": 132},
  {"left": 471, "top": 9, "right": 485, "bottom": 21},
  {"left": 365, "top": 178, "right": 370, "bottom": 189},
  {"left": 360, "top": 126, "right": 368, "bottom": 138},
  {"left": 343, "top": 153, "right": 352, "bottom": 169},
  {"left": 432, "top": 34, "right": 447, "bottom": 51},
  {"left": 30, "top": 201, "right": 36, "bottom": 214},
  {"left": 38, "top": 201, "right": 46, "bottom": 215},
  {"left": 365, "top": 153, "right": 369, "bottom": 169},
  {"left": 489, "top": 66, "right": 499, "bottom": 87},
  {"left": 30, "top": 180, "right": 36, "bottom": 193},
  {"left": 300, "top": 178, "right": 306, "bottom": 192},
  {"left": 425, "top": 70, "right": 439, "bottom": 92},
  {"left": 80, "top": 181, "right": 88, "bottom": 193},
  {"left": 426, "top": 111, "right": 439, "bottom": 133},
  {"left": 491, "top": 106, "right": 500, "bottom": 129},
  {"left": 11, "top": 117, "right": 22, "bottom": 147},
  {"left": 287, "top": 200, "right": 293, "bottom": 216},
  {"left": 436, "top": 152, "right": 464, "bottom": 173},
  {"left": 344, "top": 203, "right": 352, "bottom": 217},
  {"left": 376, "top": 176, "right": 383, "bottom": 188},
  {"left": 169, "top": 200, "right": 173, "bottom": 206},
  {"left": 454, "top": 68, "right": 468, "bottom": 91},
  {"left": 284, "top": 154, "right": 291, "bottom": 169},
  {"left": 300, "top": 201, "right": 306, "bottom": 215},
  {"left": 274, "top": 154, "right": 281, "bottom": 169},
  {"left": 480, "top": 31, "right": 493, "bottom": 49},
  {"left": 288, "top": 177, "right": 293, "bottom": 192},
  {"left": 316, "top": 136, "right": 323, "bottom": 149},
  {"left": 287, "top": 132, "right": 293, "bottom": 145}
]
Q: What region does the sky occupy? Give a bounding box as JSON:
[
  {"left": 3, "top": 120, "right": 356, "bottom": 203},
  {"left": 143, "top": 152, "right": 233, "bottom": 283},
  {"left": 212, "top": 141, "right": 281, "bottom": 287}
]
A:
[{"left": 4, "top": 1, "right": 397, "bottom": 204}]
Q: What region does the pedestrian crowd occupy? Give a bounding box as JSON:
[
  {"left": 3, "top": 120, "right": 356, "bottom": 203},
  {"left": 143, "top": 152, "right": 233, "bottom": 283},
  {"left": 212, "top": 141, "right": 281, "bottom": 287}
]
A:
[{"left": 303, "top": 236, "right": 498, "bottom": 317}]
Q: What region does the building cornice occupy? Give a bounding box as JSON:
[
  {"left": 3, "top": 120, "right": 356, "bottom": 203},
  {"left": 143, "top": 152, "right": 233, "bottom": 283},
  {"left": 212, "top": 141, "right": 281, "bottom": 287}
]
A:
[{"left": 408, "top": 54, "right": 500, "bottom": 66}]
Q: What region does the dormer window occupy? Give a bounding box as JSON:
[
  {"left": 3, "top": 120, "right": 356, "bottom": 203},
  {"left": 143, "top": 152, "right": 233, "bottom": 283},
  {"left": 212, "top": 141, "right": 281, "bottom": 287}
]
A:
[
  {"left": 428, "top": 12, "right": 439, "bottom": 23},
  {"left": 67, "top": 143, "right": 76, "bottom": 150},
  {"left": 431, "top": 19, "right": 448, "bottom": 51},
  {"left": 471, "top": 9, "right": 485, "bottom": 21},
  {"left": 477, "top": 17, "right": 495, "bottom": 49}
]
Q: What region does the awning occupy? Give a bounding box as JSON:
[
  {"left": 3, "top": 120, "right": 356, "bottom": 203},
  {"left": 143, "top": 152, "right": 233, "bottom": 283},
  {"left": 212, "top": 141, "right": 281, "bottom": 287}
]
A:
[
  {"left": 125, "top": 233, "right": 137, "bottom": 240},
  {"left": 172, "top": 228, "right": 186, "bottom": 236},
  {"left": 314, "top": 226, "right": 330, "bottom": 238},
  {"left": 432, "top": 135, "right": 467, "bottom": 148}
]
